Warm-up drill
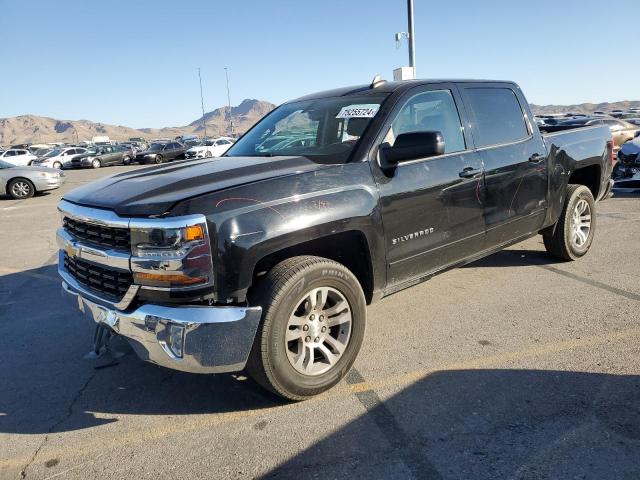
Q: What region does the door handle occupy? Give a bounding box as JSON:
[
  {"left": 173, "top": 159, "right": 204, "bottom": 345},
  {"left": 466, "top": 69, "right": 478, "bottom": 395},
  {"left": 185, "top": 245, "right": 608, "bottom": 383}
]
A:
[
  {"left": 529, "top": 153, "right": 545, "bottom": 163},
  {"left": 459, "top": 166, "right": 482, "bottom": 178}
]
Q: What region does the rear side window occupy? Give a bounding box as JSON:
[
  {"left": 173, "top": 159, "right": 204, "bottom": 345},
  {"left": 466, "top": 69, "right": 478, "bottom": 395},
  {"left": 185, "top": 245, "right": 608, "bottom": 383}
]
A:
[{"left": 465, "top": 88, "right": 529, "bottom": 147}]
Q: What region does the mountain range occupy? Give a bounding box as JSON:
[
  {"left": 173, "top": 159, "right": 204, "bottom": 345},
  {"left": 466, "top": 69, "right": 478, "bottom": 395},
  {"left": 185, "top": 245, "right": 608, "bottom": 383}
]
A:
[
  {"left": 2, "top": 99, "right": 639, "bottom": 146},
  {"left": 0, "top": 99, "right": 276, "bottom": 145},
  {"left": 530, "top": 100, "right": 640, "bottom": 116}
]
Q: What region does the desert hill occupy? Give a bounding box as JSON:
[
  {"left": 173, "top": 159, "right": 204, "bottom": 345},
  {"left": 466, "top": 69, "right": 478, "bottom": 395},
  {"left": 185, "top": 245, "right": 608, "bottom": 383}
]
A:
[{"left": 0, "top": 99, "right": 276, "bottom": 145}]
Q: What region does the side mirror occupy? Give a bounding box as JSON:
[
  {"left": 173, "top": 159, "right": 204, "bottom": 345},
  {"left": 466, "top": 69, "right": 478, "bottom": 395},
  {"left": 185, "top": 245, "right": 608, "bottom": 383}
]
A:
[{"left": 380, "top": 131, "right": 445, "bottom": 165}]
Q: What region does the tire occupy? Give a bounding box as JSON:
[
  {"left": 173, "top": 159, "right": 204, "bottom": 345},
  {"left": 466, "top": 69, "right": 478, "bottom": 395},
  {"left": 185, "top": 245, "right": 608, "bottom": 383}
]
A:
[
  {"left": 53, "top": 161, "right": 62, "bottom": 169},
  {"left": 122, "top": 156, "right": 131, "bottom": 166},
  {"left": 91, "top": 159, "right": 101, "bottom": 169},
  {"left": 543, "top": 184, "right": 596, "bottom": 261},
  {"left": 7, "top": 178, "right": 35, "bottom": 199},
  {"left": 154, "top": 155, "right": 163, "bottom": 164},
  {"left": 205, "top": 151, "right": 212, "bottom": 158},
  {"left": 247, "top": 256, "right": 367, "bottom": 401}
]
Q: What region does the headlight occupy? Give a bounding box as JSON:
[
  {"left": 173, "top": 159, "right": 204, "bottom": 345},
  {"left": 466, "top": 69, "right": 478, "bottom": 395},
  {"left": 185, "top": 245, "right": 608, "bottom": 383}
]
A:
[{"left": 130, "top": 218, "right": 213, "bottom": 289}]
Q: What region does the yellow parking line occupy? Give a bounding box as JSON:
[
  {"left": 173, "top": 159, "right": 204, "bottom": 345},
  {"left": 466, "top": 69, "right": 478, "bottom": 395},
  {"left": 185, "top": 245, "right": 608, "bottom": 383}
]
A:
[
  {"left": 2, "top": 324, "right": 640, "bottom": 471},
  {"left": 348, "top": 325, "right": 640, "bottom": 393}
]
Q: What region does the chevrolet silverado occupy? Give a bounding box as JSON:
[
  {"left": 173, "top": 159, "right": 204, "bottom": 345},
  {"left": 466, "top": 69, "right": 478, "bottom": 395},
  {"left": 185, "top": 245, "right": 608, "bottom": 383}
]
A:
[{"left": 57, "top": 79, "right": 614, "bottom": 400}]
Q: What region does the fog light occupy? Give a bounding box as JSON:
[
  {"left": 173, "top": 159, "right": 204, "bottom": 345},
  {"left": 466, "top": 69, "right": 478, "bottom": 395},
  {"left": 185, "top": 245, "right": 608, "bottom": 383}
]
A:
[{"left": 166, "top": 323, "right": 185, "bottom": 358}]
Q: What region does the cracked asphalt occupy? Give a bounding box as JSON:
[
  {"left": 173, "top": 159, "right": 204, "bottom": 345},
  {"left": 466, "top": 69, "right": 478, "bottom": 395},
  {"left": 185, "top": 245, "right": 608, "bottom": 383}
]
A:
[{"left": 0, "top": 166, "right": 639, "bottom": 479}]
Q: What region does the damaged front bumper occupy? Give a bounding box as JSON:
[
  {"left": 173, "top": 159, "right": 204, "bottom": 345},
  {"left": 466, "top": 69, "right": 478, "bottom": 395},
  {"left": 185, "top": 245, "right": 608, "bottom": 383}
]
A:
[{"left": 62, "top": 282, "right": 262, "bottom": 374}]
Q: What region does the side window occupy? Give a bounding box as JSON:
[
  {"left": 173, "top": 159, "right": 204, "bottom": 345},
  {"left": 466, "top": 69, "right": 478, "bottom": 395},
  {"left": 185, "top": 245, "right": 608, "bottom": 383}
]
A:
[
  {"left": 385, "top": 89, "right": 465, "bottom": 154},
  {"left": 17, "top": 150, "right": 27, "bottom": 155},
  {"left": 5, "top": 151, "right": 16, "bottom": 157},
  {"left": 465, "top": 88, "right": 529, "bottom": 147}
]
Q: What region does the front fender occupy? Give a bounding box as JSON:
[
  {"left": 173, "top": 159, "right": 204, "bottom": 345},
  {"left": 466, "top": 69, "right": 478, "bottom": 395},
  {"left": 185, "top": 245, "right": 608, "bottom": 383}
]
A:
[{"left": 170, "top": 162, "right": 385, "bottom": 302}]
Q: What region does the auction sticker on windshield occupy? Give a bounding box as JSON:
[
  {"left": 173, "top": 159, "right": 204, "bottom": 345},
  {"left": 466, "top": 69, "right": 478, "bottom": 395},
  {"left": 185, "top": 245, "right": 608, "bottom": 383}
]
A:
[{"left": 336, "top": 104, "right": 380, "bottom": 119}]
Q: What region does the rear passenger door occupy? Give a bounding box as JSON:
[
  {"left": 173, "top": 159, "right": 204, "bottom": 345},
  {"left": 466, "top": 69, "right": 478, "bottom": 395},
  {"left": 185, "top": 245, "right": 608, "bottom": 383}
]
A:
[
  {"left": 165, "top": 143, "right": 178, "bottom": 160},
  {"left": 376, "top": 84, "right": 486, "bottom": 286},
  {"left": 460, "top": 83, "right": 547, "bottom": 248}
]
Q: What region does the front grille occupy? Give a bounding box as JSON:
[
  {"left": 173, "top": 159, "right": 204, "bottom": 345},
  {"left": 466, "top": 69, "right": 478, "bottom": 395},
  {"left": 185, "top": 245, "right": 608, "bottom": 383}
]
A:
[
  {"left": 63, "top": 217, "right": 130, "bottom": 250},
  {"left": 64, "top": 253, "right": 133, "bottom": 299},
  {"left": 185, "top": 151, "right": 197, "bottom": 158}
]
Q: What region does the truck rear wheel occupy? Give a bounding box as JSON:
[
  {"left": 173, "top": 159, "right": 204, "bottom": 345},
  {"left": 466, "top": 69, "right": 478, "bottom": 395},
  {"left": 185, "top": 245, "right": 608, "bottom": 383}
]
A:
[
  {"left": 247, "top": 256, "right": 366, "bottom": 401},
  {"left": 543, "top": 184, "right": 596, "bottom": 261}
]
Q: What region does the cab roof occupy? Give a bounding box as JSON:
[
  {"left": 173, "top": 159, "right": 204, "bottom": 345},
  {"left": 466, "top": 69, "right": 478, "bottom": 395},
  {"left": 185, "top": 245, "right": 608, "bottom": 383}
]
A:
[{"left": 289, "top": 79, "right": 517, "bottom": 103}]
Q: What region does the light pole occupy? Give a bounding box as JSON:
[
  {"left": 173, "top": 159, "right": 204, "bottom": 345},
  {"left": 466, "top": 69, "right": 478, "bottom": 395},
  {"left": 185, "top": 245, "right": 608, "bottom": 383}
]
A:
[
  {"left": 198, "top": 68, "right": 208, "bottom": 140},
  {"left": 394, "top": 0, "right": 416, "bottom": 80},
  {"left": 407, "top": 0, "right": 415, "bottom": 72},
  {"left": 224, "top": 67, "right": 233, "bottom": 136}
]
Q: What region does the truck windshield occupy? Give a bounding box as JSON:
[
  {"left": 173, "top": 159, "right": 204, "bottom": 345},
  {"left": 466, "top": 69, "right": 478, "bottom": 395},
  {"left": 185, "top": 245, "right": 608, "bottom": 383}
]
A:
[{"left": 225, "top": 94, "right": 389, "bottom": 163}]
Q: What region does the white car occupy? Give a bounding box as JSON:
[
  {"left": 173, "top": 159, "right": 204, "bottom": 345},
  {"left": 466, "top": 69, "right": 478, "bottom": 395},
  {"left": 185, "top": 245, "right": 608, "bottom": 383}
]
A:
[
  {"left": 0, "top": 148, "right": 38, "bottom": 166},
  {"left": 185, "top": 137, "right": 234, "bottom": 159},
  {"left": 31, "top": 147, "right": 88, "bottom": 169}
]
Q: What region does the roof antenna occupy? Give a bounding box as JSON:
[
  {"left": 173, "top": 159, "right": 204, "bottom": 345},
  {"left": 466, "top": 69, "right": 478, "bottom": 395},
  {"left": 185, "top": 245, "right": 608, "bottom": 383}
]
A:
[{"left": 370, "top": 74, "right": 386, "bottom": 89}]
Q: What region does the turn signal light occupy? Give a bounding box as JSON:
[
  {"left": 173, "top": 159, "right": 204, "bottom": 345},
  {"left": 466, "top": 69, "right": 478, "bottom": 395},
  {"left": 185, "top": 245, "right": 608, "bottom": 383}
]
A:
[
  {"left": 185, "top": 224, "right": 204, "bottom": 241},
  {"left": 134, "top": 272, "right": 207, "bottom": 286}
]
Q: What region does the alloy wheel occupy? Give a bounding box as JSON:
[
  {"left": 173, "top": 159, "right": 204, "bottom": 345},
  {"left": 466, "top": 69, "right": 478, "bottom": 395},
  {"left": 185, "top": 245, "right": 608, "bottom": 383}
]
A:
[
  {"left": 11, "top": 181, "right": 31, "bottom": 198},
  {"left": 571, "top": 198, "right": 591, "bottom": 248},
  {"left": 285, "top": 287, "right": 352, "bottom": 376}
]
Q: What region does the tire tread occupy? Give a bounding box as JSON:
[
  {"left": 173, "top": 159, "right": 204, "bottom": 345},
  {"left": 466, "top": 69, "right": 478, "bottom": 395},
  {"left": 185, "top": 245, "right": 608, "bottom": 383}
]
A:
[{"left": 247, "top": 255, "right": 363, "bottom": 401}]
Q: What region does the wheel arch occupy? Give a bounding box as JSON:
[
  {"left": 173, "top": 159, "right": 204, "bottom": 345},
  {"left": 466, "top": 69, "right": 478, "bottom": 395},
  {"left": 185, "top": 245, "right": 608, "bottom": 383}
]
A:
[
  {"left": 568, "top": 164, "right": 601, "bottom": 200},
  {"left": 251, "top": 230, "right": 376, "bottom": 304}
]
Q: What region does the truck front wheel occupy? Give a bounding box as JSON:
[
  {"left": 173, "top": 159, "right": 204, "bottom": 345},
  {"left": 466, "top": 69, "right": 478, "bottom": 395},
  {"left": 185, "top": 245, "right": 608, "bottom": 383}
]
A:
[
  {"left": 543, "top": 184, "right": 596, "bottom": 260},
  {"left": 247, "top": 256, "right": 367, "bottom": 401}
]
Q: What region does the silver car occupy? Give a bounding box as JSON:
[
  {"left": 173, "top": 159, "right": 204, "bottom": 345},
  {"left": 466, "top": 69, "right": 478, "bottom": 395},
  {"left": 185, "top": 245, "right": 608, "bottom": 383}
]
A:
[{"left": 0, "top": 160, "right": 66, "bottom": 199}]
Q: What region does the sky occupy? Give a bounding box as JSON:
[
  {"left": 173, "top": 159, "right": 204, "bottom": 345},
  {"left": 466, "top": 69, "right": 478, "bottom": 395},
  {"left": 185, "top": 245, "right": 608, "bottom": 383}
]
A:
[{"left": 1, "top": 0, "right": 638, "bottom": 128}]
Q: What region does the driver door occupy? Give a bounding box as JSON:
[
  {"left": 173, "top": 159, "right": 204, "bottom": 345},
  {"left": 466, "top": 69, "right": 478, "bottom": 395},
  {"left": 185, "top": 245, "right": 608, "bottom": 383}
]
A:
[{"left": 375, "top": 84, "right": 486, "bottom": 287}]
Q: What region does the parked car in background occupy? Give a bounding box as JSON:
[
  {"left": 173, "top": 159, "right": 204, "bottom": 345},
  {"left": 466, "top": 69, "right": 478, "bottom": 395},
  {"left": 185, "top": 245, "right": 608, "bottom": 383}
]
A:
[
  {"left": 553, "top": 117, "right": 638, "bottom": 151},
  {"left": 92, "top": 136, "right": 111, "bottom": 145},
  {"left": 29, "top": 143, "right": 53, "bottom": 154},
  {"left": 601, "top": 119, "right": 639, "bottom": 149},
  {"left": 32, "top": 147, "right": 88, "bottom": 169},
  {"left": 185, "top": 137, "right": 234, "bottom": 159},
  {"left": 613, "top": 136, "right": 640, "bottom": 188},
  {"left": 70, "top": 145, "right": 133, "bottom": 169},
  {"left": 624, "top": 118, "right": 640, "bottom": 128},
  {"left": 32, "top": 148, "right": 52, "bottom": 157},
  {"left": 0, "top": 148, "right": 38, "bottom": 166},
  {"left": 135, "top": 142, "right": 186, "bottom": 163},
  {"left": 0, "top": 159, "right": 65, "bottom": 199},
  {"left": 617, "top": 136, "right": 640, "bottom": 165}
]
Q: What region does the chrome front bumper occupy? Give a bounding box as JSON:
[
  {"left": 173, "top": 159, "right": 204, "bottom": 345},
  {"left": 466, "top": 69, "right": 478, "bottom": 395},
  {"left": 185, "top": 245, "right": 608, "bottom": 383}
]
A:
[{"left": 62, "top": 281, "right": 262, "bottom": 374}]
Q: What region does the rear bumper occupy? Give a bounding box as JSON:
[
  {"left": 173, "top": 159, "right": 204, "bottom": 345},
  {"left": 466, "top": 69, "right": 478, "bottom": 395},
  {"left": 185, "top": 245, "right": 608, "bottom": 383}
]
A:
[{"left": 61, "top": 281, "right": 262, "bottom": 374}]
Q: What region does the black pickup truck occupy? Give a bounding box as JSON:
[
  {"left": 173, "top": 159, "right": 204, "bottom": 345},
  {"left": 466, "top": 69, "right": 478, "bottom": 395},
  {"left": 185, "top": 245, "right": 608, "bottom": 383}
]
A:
[{"left": 57, "top": 79, "right": 613, "bottom": 400}]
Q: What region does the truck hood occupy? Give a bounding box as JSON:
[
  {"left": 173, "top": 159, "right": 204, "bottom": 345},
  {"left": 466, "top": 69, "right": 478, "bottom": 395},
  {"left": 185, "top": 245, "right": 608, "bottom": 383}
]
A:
[{"left": 63, "top": 156, "right": 329, "bottom": 216}]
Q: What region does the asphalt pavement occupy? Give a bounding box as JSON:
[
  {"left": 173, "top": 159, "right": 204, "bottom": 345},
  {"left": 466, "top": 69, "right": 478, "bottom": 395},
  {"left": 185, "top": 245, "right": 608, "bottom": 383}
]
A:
[{"left": 0, "top": 166, "right": 639, "bottom": 479}]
